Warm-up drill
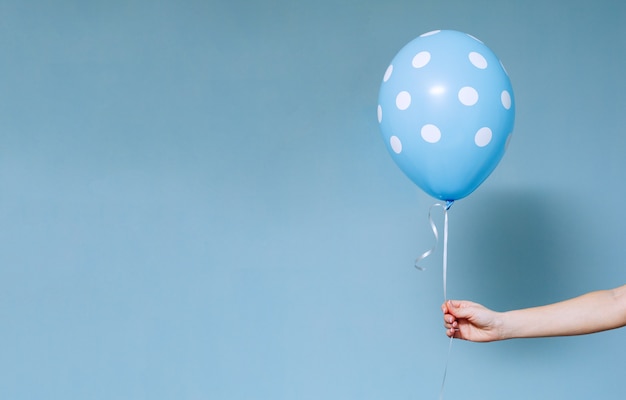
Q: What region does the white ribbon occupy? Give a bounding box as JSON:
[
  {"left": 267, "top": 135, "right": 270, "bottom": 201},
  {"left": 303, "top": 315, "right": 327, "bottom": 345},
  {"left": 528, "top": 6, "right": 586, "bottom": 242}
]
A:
[
  {"left": 415, "top": 200, "right": 452, "bottom": 301},
  {"left": 414, "top": 200, "right": 454, "bottom": 400}
]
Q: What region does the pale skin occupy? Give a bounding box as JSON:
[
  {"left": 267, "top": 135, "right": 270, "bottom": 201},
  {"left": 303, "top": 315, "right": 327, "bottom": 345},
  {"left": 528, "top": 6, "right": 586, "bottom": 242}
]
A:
[{"left": 442, "top": 284, "right": 626, "bottom": 342}]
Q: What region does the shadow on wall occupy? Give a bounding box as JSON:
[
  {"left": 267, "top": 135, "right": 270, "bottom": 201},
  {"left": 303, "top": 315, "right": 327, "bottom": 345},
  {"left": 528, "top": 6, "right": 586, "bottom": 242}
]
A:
[{"left": 450, "top": 187, "right": 588, "bottom": 312}]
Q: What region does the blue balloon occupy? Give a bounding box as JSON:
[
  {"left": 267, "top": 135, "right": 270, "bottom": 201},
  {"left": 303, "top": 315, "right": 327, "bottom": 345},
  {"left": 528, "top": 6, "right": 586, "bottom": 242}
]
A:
[{"left": 378, "top": 30, "right": 515, "bottom": 201}]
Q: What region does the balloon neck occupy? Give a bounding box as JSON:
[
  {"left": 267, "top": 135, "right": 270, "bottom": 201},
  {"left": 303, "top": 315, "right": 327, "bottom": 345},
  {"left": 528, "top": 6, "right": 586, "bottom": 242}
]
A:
[{"left": 444, "top": 200, "right": 454, "bottom": 210}]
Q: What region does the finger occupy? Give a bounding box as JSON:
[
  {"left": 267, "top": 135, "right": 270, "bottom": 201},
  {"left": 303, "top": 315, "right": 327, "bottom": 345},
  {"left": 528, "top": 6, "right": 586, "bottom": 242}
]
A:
[
  {"left": 448, "top": 302, "right": 473, "bottom": 319},
  {"left": 444, "top": 319, "right": 458, "bottom": 329}
]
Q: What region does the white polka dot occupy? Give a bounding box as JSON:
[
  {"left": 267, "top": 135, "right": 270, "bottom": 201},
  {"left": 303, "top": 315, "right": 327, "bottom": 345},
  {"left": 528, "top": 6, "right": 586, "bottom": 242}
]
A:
[
  {"left": 421, "top": 124, "right": 441, "bottom": 143},
  {"left": 412, "top": 51, "right": 431, "bottom": 68},
  {"left": 501, "top": 90, "right": 512, "bottom": 110},
  {"left": 467, "top": 34, "right": 483, "bottom": 43},
  {"left": 475, "top": 127, "right": 492, "bottom": 147},
  {"left": 390, "top": 136, "right": 402, "bottom": 153},
  {"left": 420, "top": 30, "right": 440, "bottom": 37},
  {"left": 377, "top": 105, "right": 382, "bottom": 123},
  {"left": 469, "top": 52, "right": 488, "bottom": 69},
  {"left": 383, "top": 65, "right": 393, "bottom": 82},
  {"left": 458, "top": 87, "right": 479, "bottom": 106},
  {"left": 500, "top": 60, "right": 509, "bottom": 76},
  {"left": 396, "top": 91, "right": 411, "bottom": 110}
]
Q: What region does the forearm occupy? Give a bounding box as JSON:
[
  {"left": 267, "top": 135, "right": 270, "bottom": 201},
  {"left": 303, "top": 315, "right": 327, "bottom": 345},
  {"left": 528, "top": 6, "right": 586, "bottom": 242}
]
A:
[{"left": 499, "top": 285, "right": 626, "bottom": 339}]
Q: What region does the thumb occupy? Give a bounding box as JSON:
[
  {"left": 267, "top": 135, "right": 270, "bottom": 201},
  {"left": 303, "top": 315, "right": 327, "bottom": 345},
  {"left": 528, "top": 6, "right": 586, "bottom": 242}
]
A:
[{"left": 446, "top": 300, "right": 474, "bottom": 319}]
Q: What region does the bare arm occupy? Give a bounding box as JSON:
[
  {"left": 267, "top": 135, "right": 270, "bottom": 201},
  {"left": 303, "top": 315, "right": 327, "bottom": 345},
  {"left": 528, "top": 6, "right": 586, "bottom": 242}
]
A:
[
  {"left": 502, "top": 285, "right": 626, "bottom": 339},
  {"left": 442, "top": 285, "right": 626, "bottom": 342}
]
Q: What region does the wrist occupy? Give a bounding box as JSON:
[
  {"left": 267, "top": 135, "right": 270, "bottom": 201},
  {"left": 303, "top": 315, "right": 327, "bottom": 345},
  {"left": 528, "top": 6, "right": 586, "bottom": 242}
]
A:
[{"left": 496, "top": 311, "right": 512, "bottom": 340}]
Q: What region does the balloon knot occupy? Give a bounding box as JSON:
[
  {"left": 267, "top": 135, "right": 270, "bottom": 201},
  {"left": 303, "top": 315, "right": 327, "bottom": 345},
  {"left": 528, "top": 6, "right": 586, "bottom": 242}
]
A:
[{"left": 445, "top": 200, "right": 454, "bottom": 210}]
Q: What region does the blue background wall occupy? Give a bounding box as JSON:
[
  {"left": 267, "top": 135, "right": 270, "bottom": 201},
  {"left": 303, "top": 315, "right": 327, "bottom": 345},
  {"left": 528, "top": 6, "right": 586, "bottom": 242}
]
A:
[{"left": 1, "top": 0, "right": 625, "bottom": 398}]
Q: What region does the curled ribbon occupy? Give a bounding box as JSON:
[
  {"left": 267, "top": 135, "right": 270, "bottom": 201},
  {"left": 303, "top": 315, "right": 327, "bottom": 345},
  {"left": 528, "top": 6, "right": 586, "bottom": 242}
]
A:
[
  {"left": 415, "top": 200, "right": 453, "bottom": 300},
  {"left": 414, "top": 200, "right": 454, "bottom": 400}
]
